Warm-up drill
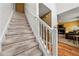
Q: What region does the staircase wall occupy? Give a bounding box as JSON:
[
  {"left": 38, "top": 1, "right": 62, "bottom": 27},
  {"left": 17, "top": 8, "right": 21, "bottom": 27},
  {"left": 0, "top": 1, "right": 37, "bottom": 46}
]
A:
[
  {"left": 24, "top": 3, "right": 41, "bottom": 50},
  {"left": 0, "top": 3, "right": 14, "bottom": 45}
]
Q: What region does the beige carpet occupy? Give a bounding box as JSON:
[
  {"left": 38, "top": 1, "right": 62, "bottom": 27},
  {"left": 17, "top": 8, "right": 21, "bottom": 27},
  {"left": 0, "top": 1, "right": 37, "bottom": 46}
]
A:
[{"left": 0, "top": 12, "right": 42, "bottom": 56}]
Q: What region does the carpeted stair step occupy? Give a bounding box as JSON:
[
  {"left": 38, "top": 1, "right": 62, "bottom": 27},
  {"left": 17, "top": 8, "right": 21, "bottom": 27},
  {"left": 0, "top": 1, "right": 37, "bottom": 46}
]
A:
[
  {"left": 8, "top": 25, "right": 31, "bottom": 30},
  {"left": 6, "top": 29, "right": 33, "bottom": 36},
  {"left": 3, "top": 34, "right": 35, "bottom": 46},
  {"left": 16, "top": 46, "right": 42, "bottom": 56},
  {"left": 2, "top": 39, "right": 38, "bottom": 56}
]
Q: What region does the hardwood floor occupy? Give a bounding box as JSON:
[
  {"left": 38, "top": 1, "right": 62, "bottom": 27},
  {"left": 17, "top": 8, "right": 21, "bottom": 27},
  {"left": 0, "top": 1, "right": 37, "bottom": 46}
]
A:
[{"left": 58, "top": 42, "right": 79, "bottom": 56}]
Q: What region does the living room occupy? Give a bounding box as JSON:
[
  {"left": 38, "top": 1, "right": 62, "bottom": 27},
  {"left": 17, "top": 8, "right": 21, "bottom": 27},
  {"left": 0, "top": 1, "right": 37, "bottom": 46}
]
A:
[
  {"left": 58, "top": 19, "right": 79, "bottom": 46},
  {"left": 57, "top": 6, "right": 79, "bottom": 56}
]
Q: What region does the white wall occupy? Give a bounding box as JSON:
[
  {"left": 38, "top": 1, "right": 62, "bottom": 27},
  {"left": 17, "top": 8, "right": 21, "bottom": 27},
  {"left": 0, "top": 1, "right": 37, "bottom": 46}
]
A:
[
  {"left": 0, "top": 3, "right": 14, "bottom": 42},
  {"left": 25, "top": 3, "right": 37, "bottom": 16},
  {"left": 39, "top": 3, "right": 50, "bottom": 17},
  {"left": 56, "top": 3, "right": 79, "bottom": 14},
  {"left": 24, "top": 3, "right": 38, "bottom": 35}
]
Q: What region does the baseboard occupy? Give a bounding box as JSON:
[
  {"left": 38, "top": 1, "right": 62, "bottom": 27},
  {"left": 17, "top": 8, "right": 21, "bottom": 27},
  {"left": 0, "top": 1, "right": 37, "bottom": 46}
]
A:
[{"left": 0, "top": 10, "right": 14, "bottom": 52}]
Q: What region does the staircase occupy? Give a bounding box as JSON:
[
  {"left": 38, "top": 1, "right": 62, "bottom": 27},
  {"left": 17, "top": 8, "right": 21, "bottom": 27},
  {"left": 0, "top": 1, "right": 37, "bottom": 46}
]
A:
[{"left": 0, "top": 12, "right": 43, "bottom": 56}]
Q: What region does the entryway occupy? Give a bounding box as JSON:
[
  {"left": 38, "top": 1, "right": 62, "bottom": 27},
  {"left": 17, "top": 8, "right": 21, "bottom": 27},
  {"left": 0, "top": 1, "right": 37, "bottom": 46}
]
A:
[{"left": 16, "top": 3, "right": 24, "bottom": 13}]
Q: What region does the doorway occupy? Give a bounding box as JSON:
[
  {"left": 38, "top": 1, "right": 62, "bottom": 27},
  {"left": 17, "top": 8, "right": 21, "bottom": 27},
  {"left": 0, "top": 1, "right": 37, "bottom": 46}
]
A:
[{"left": 16, "top": 3, "right": 24, "bottom": 13}]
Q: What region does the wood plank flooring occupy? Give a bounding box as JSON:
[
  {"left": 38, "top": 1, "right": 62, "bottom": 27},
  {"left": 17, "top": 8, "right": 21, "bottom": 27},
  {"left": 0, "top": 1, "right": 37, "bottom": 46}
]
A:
[{"left": 58, "top": 42, "right": 79, "bottom": 56}]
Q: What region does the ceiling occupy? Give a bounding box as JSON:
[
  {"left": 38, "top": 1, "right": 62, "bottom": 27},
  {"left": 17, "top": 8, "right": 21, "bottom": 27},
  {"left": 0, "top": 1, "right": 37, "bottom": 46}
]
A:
[
  {"left": 56, "top": 3, "right": 79, "bottom": 14},
  {"left": 56, "top": 3, "right": 79, "bottom": 22}
]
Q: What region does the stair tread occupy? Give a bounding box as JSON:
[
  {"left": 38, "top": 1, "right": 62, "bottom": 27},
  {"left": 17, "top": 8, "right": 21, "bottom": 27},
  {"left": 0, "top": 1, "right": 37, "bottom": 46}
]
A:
[
  {"left": 10, "top": 23, "right": 29, "bottom": 26},
  {"left": 6, "top": 29, "right": 32, "bottom": 35},
  {"left": 16, "top": 46, "right": 42, "bottom": 56},
  {"left": 8, "top": 28, "right": 31, "bottom": 32},
  {"left": 8, "top": 27, "right": 31, "bottom": 31},
  {"left": 8, "top": 25, "right": 31, "bottom": 30},
  {"left": 10, "top": 21, "right": 27, "bottom": 24},
  {"left": 12, "top": 13, "right": 25, "bottom": 20},
  {"left": 8, "top": 26, "right": 31, "bottom": 30},
  {"left": 6, "top": 33, "right": 34, "bottom": 38},
  {"left": 13, "top": 42, "right": 38, "bottom": 56},
  {"left": 3, "top": 35, "right": 35, "bottom": 46},
  {"left": 2, "top": 40, "right": 38, "bottom": 56},
  {"left": 3, "top": 39, "right": 36, "bottom": 49},
  {"left": 3, "top": 33, "right": 35, "bottom": 45},
  {"left": 8, "top": 25, "right": 31, "bottom": 29},
  {"left": 11, "top": 18, "right": 26, "bottom": 21}
]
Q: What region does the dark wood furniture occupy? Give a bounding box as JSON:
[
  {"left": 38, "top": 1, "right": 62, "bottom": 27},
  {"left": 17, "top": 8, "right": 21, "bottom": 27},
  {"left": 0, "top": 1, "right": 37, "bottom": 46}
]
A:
[
  {"left": 65, "top": 30, "right": 79, "bottom": 45},
  {"left": 58, "top": 24, "right": 65, "bottom": 34},
  {"left": 65, "top": 32, "right": 76, "bottom": 40},
  {"left": 74, "top": 35, "right": 79, "bottom": 45}
]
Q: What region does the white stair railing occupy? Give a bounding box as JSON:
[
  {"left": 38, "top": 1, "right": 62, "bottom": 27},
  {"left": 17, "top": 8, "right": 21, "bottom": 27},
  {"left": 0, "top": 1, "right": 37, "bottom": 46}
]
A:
[
  {"left": 25, "top": 9, "right": 56, "bottom": 56},
  {"left": 37, "top": 17, "right": 53, "bottom": 55}
]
